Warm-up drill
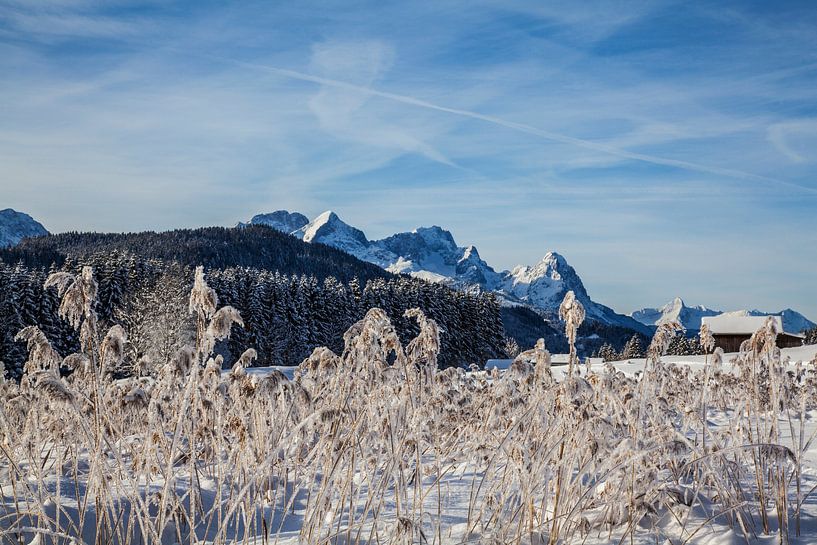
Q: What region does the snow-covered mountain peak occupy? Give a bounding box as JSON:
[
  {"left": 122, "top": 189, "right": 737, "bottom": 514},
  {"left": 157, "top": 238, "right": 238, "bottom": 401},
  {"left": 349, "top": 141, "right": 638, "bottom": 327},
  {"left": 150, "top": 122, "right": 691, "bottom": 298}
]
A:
[
  {"left": 632, "top": 298, "right": 718, "bottom": 331},
  {"left": 660, "top": 297, "right": 694, "bottom": 316},
  {"left": 243, "top": 210, "right": 309, "bottom": 233},
  {"left": 533, "top": 251, "right": 569, "bottom": 278},
  {"left": 0, "top": 208, "right": 49, "bottom": 248},
  {"left": 543, "top": 250, "right": 567, "bottom": 264},
  {"left": 511, "top": 252, "right": 580, "bottom": 288},
  {"left": 460, "top": 245, "right": 480, "bottom": 261},
  {"left": 504, "top": 251, "right": 589, "bottom": 303},
  {"left": 306, "top": 210, "right": 340, "bottom": 233},
  {"left": 412, "top": 226, "right": 458, "bottom": 249},
  {"left": 452, "top": 244, "right": 499, "bottom": 286},
  {"left": 295, "top": 211, "right": 369, "bottom": 248},
  {"left": 314, "top": 210, "right": 337, "bottom": 223},
  {"left": 499, "top": 251, "right": 648, "bottom": 330},
  {"left": 242, "top": 210, "right": 652, "bottom": 333},
  {"left": 374, "top": 224, "right": 501, "bottom": 286}
]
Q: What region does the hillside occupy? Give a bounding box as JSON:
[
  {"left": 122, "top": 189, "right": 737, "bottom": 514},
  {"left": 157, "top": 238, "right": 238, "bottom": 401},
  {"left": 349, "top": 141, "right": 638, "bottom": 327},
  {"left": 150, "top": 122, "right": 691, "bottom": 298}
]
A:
[
  {"left": 0, "top": 225, "right": 391, "bottom": 284},
  {"left": 0, "top": 226, "right": 510, "bottom": 376}
]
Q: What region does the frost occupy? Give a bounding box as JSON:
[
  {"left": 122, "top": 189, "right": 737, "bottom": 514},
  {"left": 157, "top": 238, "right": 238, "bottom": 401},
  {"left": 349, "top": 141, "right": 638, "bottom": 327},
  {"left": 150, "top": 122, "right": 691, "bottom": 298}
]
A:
[{"left": 559, "top": 290, "right": 585, "bottom": 375}]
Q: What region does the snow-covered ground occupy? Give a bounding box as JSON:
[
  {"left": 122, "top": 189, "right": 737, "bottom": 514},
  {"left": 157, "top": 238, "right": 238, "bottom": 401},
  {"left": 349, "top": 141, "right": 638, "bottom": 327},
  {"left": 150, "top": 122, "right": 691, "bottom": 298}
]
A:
[
  {"left": 5, "top": 334, "right": 817, "bottom": 545},
  {"left": 215, "top": 345, "right": 817, "bottom": 545},
  {"left": 255, "top": 344, "right": 816, "bottom": 381},
  {"left": 578, "top": 343, "right": 817, "bottom": 378}
]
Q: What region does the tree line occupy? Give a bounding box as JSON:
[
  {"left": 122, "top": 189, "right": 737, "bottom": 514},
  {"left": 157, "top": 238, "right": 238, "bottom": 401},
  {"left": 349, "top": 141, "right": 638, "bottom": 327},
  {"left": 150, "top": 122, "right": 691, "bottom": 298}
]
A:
[
  {"left": 0, "top": 225, "right": 391, "bottom": 284},
  {"left": 0, "top": 251, "right": 508, "bottom": 379},
  {"left": 596, "top": 332, "right": 708, "bottom": 362}
]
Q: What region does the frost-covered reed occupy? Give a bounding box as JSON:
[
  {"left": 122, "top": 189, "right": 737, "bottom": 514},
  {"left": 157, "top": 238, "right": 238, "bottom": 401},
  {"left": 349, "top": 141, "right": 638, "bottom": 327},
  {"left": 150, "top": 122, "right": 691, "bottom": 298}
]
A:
[{"left": 1, "top": 269, "right": 815, "bottom": 545}]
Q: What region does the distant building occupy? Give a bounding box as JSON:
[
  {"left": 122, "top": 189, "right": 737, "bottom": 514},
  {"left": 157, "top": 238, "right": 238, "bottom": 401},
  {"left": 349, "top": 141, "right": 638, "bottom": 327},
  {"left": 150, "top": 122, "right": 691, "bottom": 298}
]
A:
[{"left": 701, "top": 315, "right": 804, "bottom": 353}]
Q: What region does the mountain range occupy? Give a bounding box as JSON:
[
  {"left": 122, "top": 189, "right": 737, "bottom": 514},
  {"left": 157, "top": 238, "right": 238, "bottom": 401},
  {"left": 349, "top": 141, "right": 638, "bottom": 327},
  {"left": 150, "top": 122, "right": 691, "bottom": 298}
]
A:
[
  {"left": 3, "top": 207, "right": 812, "bottom": 338},
  {"left": 631, "top": 297, "right": 815, "bottom": 334},
  {"left": 0, "top": 208, "right": 48, "bottom": 248},
  {"left": 245, "top": 210, "right": 653, "bottom": 334}
]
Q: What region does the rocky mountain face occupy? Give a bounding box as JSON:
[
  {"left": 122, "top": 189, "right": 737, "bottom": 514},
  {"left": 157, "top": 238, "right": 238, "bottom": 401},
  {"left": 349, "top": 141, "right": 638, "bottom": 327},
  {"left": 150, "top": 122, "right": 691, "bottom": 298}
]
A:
[
  {"left": 0, "top": 208, "right": 48, "bottom": 248},
  {"left": 631, "top": 298, "right": 719, "bottom": 331},
  {"left": 246, "top": 210, "right": 651, "bottom": 334}
]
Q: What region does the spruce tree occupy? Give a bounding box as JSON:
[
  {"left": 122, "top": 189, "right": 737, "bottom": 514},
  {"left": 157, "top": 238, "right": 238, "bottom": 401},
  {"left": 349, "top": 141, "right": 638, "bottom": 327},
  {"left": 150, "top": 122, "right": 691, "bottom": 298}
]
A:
[
  {"left": 621, "top": 334, "right": 645, "bottom": 359},
  {"left": 599, "top": 343, "right": 618, "bottom": 362}
]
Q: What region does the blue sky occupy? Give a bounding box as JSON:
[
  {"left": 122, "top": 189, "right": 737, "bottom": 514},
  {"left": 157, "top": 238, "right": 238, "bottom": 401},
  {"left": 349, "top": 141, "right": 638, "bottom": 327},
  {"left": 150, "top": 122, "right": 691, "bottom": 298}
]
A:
[{"left": 1, "top": 0, "right": 816, "bottom": 318}]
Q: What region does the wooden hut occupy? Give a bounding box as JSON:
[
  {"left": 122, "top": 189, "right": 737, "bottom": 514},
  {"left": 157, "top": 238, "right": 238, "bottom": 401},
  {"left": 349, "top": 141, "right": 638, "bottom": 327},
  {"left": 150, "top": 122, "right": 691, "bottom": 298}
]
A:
[{"left": 701, "top": 315, "right": 804, "bottom": 353}]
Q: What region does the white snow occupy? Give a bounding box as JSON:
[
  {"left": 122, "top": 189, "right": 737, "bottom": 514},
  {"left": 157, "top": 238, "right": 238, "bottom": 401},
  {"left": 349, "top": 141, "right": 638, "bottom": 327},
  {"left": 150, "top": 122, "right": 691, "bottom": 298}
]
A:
[
  {"left": 486, "top": 355, "right": 603, "bottom": 370},
  {"left": 574, "top": 343, "right": 817, "bottom": 378},
  {"left": 701, "top": 314, "right": 802, "bottom": 336}
]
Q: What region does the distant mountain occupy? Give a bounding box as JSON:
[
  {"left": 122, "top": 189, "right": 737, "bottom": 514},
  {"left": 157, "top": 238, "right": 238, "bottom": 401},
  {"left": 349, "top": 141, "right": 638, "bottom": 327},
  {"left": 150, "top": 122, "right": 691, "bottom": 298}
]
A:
[
  {"left": 377, "top": 225, "right": 502, "bottom": 286},
  {"left": 246, "top": 210, "right": 652, "bottom": 334},
  {"left": 296, "top": 211, "right": 373, "bottom": 257},
  {"left": 631, "top": 298, "right": 720, "bottom": 331},
  {"left": 0, "top": 209, "right": 48, "bottom": 248},
  {"left": 631, "top": 297, "right": 815, "bottom": 334},
  {"left": 239, "top": 210, "right": 309, "bottom": 234},
  {"left": 496, "top": 252, "right": 650, "bottom": 333}
]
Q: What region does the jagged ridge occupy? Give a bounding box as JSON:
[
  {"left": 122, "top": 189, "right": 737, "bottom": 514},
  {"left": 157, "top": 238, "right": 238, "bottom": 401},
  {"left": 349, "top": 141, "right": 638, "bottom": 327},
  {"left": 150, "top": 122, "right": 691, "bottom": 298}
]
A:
[{"left": 245, "top": 210, "right": 652, "bottom": 333}]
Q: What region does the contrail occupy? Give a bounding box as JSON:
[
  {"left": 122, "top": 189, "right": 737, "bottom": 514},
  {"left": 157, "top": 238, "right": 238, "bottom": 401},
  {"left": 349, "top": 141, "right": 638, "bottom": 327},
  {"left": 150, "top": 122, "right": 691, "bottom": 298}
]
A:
[{"left": 213, "top": 54, "right": 817, "bottom": 194}]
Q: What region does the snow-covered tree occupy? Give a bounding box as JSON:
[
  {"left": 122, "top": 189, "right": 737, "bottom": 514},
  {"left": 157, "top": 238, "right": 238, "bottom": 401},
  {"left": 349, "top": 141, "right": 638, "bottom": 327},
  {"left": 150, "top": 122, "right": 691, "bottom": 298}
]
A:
[
  {"left": 118, "top": 272, "right": 194, "bottom": 373},
  {"left": 598, "top": 343, "right": 618, "bottom": 362},
  {"left": 504, "top": 336, "right": 520, "bottom": 358},
  {"left": 621, "top": 334, "right": 645, "bottom": 359}
]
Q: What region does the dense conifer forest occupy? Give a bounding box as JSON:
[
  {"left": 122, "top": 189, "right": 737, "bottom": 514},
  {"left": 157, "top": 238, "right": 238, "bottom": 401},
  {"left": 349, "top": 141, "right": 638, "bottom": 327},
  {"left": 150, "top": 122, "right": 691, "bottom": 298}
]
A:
[{"left": 0, "top": 227, "right": 509, "bottom": 377}]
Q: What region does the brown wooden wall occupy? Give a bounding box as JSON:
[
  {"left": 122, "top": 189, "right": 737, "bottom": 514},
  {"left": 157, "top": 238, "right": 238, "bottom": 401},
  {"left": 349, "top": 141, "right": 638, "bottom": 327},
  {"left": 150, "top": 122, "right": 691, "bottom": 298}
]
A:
[
  {"left": 712, "top": 334, "right": 748, "bottom": 353},
  {"left": 713, "top": 333, "right": 803, "bottom": 353},
  {"left": 777, "top": 333, "right": 804, "bottom": 349}
]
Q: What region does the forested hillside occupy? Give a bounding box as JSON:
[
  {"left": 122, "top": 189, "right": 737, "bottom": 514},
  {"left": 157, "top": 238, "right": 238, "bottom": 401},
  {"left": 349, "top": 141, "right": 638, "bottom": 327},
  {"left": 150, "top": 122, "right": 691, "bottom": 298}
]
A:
[
  {"left": 0, "top": 225, "right": 391, "bottom": 283},
  {"left": 0, "top": 227, "right": 508, "bottom": 378}
]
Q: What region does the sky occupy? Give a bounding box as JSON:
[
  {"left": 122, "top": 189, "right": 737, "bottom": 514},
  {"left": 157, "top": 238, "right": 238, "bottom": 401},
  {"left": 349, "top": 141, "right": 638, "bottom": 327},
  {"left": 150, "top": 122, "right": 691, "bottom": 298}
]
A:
[{"left": 1, "top": 0, "right": 816, "bottom": 319}]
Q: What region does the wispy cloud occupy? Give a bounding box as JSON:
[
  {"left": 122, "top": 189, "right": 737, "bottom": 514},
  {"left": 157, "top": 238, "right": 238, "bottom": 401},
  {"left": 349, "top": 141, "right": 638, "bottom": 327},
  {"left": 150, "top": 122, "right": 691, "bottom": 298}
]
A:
[
  {"left": 767, "top": 120, "right": 817, "bottom": 163},
  {"left": 304, "top": 40, "right": 455, "bottom": 167},
  {"left": 214, "top": 54, "right": 801, "bottom": 186}
]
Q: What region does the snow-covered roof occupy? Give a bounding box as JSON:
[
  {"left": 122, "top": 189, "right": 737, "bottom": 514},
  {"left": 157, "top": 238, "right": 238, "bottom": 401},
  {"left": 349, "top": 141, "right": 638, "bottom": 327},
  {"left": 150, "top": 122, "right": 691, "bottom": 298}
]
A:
[
  {"left": 485, "top": 359, "right": 513, "bottom": 370},
  {"left": 486, "top": 355, "right": 603, "bottom": 369},
  {"left": 701, "top": 314, "right": 803, "bottom": 337}
]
